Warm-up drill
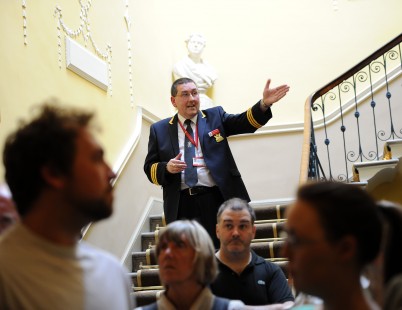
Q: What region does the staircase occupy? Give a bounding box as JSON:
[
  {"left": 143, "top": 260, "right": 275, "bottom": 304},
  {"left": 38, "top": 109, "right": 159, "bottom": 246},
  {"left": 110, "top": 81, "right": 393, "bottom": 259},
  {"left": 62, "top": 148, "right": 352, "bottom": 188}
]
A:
[
  {"left": 130, "top": 202, "right": 293, "bottom": 307},
  {"left": 130, "top": 135, "right": 402, "bottom": 307}
]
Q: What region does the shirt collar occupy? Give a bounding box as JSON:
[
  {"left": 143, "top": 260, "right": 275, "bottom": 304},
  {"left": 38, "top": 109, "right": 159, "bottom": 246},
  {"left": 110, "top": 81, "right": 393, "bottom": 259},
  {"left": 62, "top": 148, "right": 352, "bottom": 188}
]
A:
[
  {"left": 177, "top": 113, "right": 198, "bottom": 125},
  {"left": 158, "top": 287, "right": 213, "bottom": 310}
]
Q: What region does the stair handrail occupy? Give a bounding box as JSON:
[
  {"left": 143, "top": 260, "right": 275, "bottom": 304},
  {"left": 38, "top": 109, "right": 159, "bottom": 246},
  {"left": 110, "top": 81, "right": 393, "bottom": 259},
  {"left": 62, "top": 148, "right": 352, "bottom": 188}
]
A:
[{"left": 300, "top": 33, "right": 402, "bottom": 184}]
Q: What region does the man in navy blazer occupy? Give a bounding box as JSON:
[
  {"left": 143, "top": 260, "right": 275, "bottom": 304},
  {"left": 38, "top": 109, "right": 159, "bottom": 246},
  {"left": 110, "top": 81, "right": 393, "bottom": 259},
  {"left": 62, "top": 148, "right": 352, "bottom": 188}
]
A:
[{"left": 144, "top": 78, "right": 289, "bottom": 247}]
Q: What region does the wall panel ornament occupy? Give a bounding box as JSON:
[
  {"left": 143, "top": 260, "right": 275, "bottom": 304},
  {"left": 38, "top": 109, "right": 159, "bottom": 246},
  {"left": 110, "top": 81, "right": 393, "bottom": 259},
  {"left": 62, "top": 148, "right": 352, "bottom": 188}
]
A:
[
  {"left": 54, "top": 1, "right": 113, "bottom": 95},
  {"left": 22, "top": 0, "right": 28, "bottom": 45},
  {"left": 124, "top": 0, "right": 134, "bottom": 107}
]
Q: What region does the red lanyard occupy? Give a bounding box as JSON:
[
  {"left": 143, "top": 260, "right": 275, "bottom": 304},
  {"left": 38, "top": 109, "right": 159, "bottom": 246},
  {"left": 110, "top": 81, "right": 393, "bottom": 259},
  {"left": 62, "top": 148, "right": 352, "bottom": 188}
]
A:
[{"left": 178, "top": 119, "right": 198, "bottom": 149}]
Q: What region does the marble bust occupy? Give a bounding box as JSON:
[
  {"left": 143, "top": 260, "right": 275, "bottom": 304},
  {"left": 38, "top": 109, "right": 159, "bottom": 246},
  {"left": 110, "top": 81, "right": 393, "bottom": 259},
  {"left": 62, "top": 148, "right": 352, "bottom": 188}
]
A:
[{"left": 173, "top": 33, "right": 218, "bottom": 109}]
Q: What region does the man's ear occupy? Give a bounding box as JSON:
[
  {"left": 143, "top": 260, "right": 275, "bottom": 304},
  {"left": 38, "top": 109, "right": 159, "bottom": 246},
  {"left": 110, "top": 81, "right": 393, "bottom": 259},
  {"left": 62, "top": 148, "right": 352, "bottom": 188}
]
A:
[
  {"left": 40, "top": 165, "right": 66, "bottom": 189},
  {"left": 216, "top": 223, "right": 220, "bottom": 240},
  {"left": 252, "top": 224, "right": 256, "bottom": 239},
  {"left": 337, "top": 235, "right": 357, "bottom": 262},
  {"left": 171, "top": 96, "right": 177, "bottom": 108}
]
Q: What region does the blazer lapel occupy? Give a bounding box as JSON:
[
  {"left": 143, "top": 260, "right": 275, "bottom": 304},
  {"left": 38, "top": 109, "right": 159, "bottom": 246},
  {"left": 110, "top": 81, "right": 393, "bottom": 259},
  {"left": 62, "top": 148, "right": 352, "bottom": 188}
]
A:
[{"left": 197, "top": 111, "right": 207, "bottom": 148}]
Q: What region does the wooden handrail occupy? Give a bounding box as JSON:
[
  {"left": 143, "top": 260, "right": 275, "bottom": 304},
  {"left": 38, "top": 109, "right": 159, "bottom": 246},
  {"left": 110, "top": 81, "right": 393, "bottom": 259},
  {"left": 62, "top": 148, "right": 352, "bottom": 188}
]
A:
[
  {"left": 299, "top": 95, "right": 313, "bottom": 184},
  {"left": 310, "top": 33, "right": 402, "bottom": 104}
]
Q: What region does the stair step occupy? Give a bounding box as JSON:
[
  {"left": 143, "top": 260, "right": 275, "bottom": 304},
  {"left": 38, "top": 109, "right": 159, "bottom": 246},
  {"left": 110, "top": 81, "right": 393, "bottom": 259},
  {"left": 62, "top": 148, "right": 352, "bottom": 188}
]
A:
[
  {"left": 253, "top": 204, "right": 289, "bottom": 221},
  {"left": 352, "top": 159, "right": 399, "bottom": 182},
  {"left": 254, "top": 222, "right": 286, "bottom": 239},
  {"left": 149, "top": 215, "right": 164, "bottom": 231},
  {"left": 141, "top": 230, "right": 162, "bottom": 251},
  {"left": 383, "top": 139, "right": 402, "bottom": 160},
  {"left": 250, "top": 240, "right": 286, "bottom": 260},
  {"left": 133, "top": 289, "right": 163, "bottom": 307},
  {"left": 131, "top": 269, "right": 161, "bottom": 287},
  {"left": 132, "top": 248, "right": 157, "bottom": 272}
]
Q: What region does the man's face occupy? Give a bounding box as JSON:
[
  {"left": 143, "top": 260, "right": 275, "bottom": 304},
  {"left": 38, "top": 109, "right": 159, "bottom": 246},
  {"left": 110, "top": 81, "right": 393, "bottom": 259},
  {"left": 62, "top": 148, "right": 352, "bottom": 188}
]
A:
[
  {"left": 216, "top": 208, "right": 256, "bottom": 255},
  {"left": 283, "top": 200, "right": 340, "bottom": 297},
  {"left": 158, "top": 235, "right": 197, "bottom": 286},
  {"left": 171, "top": 82, "right": 200, "bottom": 119},
  {"left": 63, "top": 128, "right": 116, "bottom": 221}
]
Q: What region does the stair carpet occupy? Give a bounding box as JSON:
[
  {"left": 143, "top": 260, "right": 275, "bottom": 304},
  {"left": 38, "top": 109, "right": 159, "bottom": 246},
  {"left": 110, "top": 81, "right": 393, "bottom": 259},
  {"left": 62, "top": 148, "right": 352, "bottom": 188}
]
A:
[{"left": 131, "top": 203, "right": 291, "bottom": 307}]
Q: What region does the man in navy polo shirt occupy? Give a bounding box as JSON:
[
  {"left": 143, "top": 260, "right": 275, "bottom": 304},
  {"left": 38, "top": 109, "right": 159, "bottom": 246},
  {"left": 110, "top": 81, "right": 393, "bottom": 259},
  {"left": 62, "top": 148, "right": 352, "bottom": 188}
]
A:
[{"left": 211, "top": 198, "right": 294, "bottom": 307}]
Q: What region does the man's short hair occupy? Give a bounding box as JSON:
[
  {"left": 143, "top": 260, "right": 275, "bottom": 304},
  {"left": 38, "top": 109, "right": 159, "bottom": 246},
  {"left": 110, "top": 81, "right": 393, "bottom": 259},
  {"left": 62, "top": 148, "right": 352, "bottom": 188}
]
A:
[
  {"left": 156, "top": 220, "right": 217, "bottom": 286},
  {"left": 296, "top": 181, "right": 382, "bottom": 268},
  {"left": 217, "top": 198, "right": 256, "bottom": 225},
  {"left": 171, "top": 78, "right": 196, "bottom": 97},
  {"left": 3, "top": 101, "right": 94, "bottom": 217}
]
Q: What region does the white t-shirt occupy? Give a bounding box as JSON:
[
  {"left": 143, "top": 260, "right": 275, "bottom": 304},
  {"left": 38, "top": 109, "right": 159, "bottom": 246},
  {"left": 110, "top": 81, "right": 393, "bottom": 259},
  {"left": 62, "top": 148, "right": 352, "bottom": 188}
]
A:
[{"left": 0, "top": 223, "right": 134, "bottom": 310}]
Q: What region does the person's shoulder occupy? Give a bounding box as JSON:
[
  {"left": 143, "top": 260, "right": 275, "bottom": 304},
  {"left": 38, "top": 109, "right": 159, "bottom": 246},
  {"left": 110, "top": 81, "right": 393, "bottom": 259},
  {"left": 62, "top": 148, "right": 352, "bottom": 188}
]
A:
[
  {"left": 153, "top": 116, "right": 173, "bottom": 125},
  {"left": 202, "top": 106, "right": 225, "bottom": 116},
  {"left": 151, "top": 116, "right": 176, "bottom": 128},
  {"left": 204, "top": 106, "right": 223, "bottom": 111},
  {"left": 213, "top": 296, "right": 244, "bottom": 310},
  {"left": 78, "top": 241, "right": 126, "bottom": 270},
  {"left": 250, "top": 250, "right": 266, "bottom": 264},
  {"left": 0, "top": 227, "right": 15, "bottom": 258},
  {"left": 0, "top": 222, "right": 22, "bottom": 248},
  {"left": 252, "top": 250, "right": 282, "bottom": 270}
]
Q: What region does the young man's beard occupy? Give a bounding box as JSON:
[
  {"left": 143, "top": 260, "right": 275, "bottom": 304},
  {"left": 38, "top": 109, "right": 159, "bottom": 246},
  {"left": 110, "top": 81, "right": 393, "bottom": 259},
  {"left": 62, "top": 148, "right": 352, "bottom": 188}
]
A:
[{"left": 66, "top": 192, "right": 113, "bottom": 222}]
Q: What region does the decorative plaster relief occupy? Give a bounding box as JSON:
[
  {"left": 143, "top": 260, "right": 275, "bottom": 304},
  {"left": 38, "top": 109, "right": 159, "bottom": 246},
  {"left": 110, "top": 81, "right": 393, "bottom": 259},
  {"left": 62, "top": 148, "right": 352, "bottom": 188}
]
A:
[
  {"left": 125, "top": 0, "right": 134, "bottom": 107},
  {"left": 22, "top": 0, "right": 28, "bottom": 45},
  {"left": 54, "top": 1, "right": 112, "bottom": 95}
]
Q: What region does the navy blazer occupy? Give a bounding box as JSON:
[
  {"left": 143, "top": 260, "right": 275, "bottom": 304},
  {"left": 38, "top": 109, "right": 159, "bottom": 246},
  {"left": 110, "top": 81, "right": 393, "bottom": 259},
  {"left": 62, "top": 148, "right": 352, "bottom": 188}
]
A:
[{"left": 144, "top": 101, "right": 272, "bottom": 224}]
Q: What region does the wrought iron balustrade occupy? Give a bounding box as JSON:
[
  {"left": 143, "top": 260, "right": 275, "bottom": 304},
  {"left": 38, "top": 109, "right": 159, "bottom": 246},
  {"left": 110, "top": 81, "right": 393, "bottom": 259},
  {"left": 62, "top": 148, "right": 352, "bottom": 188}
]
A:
[{"left": 304, "top": 33, "right": 402, "bottom": 182}]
